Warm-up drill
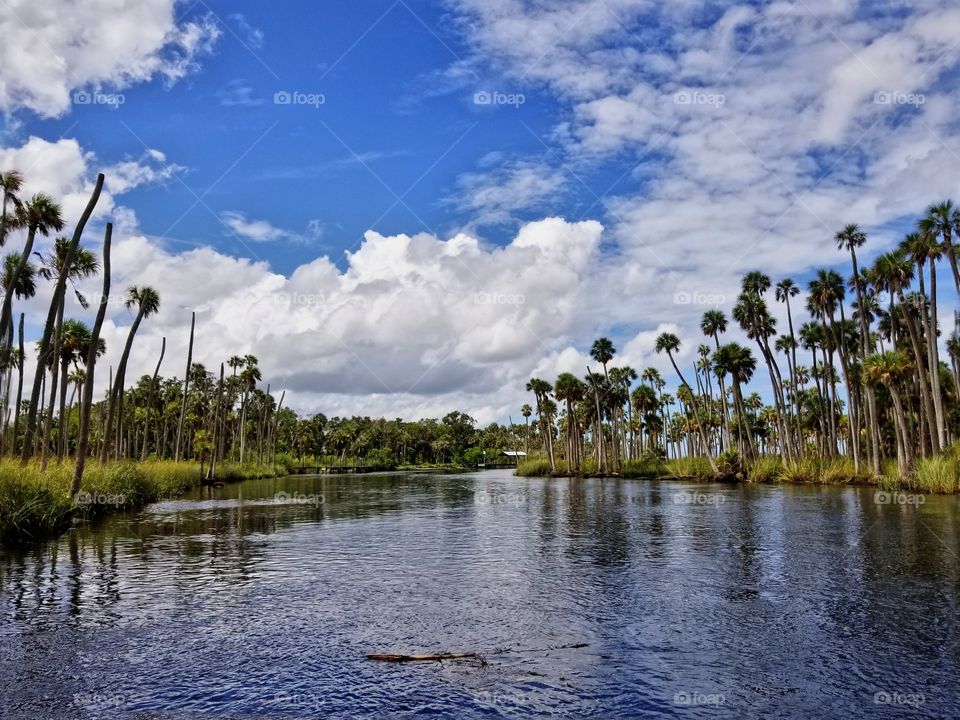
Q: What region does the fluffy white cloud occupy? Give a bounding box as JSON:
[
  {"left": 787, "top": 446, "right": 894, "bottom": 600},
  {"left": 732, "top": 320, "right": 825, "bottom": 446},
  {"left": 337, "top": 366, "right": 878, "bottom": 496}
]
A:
[
  {"left": 1, "top": 135, "right": 613, "bottom": 424},
  {"left": 0, "top": 0, "right": 220, "bottom": 117},
  {"left": 443, "top": 0, "right": 960, "bottom": 391}
]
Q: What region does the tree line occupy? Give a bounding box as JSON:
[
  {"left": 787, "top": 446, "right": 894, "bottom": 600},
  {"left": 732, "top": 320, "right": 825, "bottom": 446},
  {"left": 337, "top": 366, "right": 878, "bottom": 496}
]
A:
[{"left": 523, "top": 203, "right": 960, "bottom": 478}]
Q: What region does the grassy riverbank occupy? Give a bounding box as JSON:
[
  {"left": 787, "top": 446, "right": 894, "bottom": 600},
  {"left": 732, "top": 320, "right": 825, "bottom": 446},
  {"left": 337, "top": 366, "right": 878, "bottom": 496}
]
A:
[
  {"left": 516, "top": 452, "right": 960, "bottom": 495},
  {"left": 0, "top": 459, "right": 288, "bottom": 545}
]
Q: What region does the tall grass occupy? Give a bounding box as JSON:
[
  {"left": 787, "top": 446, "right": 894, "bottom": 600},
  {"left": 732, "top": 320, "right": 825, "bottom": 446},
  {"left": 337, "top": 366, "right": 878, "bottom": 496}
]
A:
[
  {"left": 664, "top": 456, "right": 715, "bottom": 481},
  {"left": 747, "top": 457, "right": 783, "bottom": 483},
  {"left": 0, "top": 459, "right": 288, "bottom": 545}
]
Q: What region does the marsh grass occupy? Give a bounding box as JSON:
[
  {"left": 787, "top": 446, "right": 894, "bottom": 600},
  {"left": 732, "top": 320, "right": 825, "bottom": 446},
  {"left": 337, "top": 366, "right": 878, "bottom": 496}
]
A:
[
  {"left": 664, "top": 456, "right": 715, "bottom": 481},
  {"left": 0, "top": 459, "right": 287, "bottom": 544}
]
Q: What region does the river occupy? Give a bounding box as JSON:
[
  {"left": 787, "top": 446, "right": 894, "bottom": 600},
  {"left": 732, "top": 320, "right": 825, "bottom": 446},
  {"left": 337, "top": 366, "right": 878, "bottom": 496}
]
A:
[{"left": 1, "top": 470, "right": 958, "bottom": 718}]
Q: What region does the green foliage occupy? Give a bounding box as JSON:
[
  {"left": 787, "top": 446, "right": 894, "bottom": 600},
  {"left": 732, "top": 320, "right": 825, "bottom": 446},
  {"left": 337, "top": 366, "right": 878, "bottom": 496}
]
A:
[
  {"left": 515, "top": 459, "right": 553, "bottom": 477},
  {"left": 664, "top": 456, "right": 715, "bottom": 481},
  {"left": 717, "top": 449, "right": 743, "bottom": 475},
  {"left": 912, "top": 455, "right": 960, "bottom": 494},
  {"left": 747, "top": 457, "right": 784, "bottom": 483}
]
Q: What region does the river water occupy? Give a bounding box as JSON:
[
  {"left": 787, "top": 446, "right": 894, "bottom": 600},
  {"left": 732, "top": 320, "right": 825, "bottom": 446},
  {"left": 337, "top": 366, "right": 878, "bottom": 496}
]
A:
[{"left": 1, "top": 470, "right": 958, "bottom": 718}]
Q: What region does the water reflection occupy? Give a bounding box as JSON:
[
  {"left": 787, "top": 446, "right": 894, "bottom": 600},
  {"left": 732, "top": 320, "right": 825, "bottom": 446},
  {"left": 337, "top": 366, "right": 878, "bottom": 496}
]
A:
[{"left": 1, "top": 471, "right": 959, "bottom": 718}]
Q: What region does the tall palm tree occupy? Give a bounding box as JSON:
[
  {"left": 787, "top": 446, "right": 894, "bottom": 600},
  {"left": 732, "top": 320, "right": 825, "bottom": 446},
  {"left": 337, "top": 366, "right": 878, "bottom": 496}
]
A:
[
  {"left": 0, "top": 170, "right": 24, "bottom": 246},
  {"left": 37, "top": 239, "right": 100, "bottom": 465},
  {"left": 700, "top": 309, "right": 731, "bottom": 448},
  {"left": 101, "top": 286, "right": 160, "bottom": 461},
  {"left": 0, "top": 194, "right": 63, "bottom": 347},
  {"left": 835, "top": 224, "right": 882, "bottom": 472},
  {"left": 554, "top": 372, "right": 586, "bottom": 471},
  {"left": 520, "top": 403, "right": 532, "bottom": 456},
  {"left": 871, "top": 251, "right": 939, "bottom": 454},
  {"left": 808, "top": 268, "right": 861, "bottom": 469},
  {"left": 901, "top": 230, "right": 946, "bottom": 449},
  {"left": 863, "top": 351, "right": 914, "bottom": 476},
  {"left": 655, "top": 332, "right": 718, "bottom": 472},
  {"left": 712, "top": 342, "right": 757, "bottom": 458},
  {"left": 526, "top": 377, "right": 556, "bottom": 472},
  {"left": 918, "top": 200, "right": 960, "bottom": 297}
]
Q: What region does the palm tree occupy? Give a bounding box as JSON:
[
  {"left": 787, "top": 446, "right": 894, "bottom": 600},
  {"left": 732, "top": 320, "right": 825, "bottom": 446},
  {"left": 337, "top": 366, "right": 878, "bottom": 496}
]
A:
[
  {"left": 590, "top": 337, "right": 618, "bottom": 466},
  {"left": 871, "top": 251, "right": 939, "bottom": 454},
  {"left": 37, "top": 239, "right": 100, "bottom": 465},
  {"left": 807, "top": 268, "right": 860, "bottom": 468},
  {"left": 520, "top": 403, "right": 532, "bottom": 456},
  {"left": 0, "top": 194, "right": 63, "bottom": 347},
  {"left": 835, "top": 224, "right": 882, "bottom": 473},
  {"left": 700, "top": 309, "right": 731, "bottom": 448},
  {"left": 902, "top": 230, "right": 946, "bottom": 449},
  {"left": 655, "top": 332, "right": 718, "bottom": 472},
  {"left": 863, "top": 351, "right": 914, "bottom": 476},
  {"left": 713, "top": 342, "right": 757, "bottom": 458},
  {"left": 55, "top": 320, "right": 102, "bottom": 460},
  {"left": 554, "top": 372, "right": 586, "bottom": 471},
  {"left": 0, "top": 170, "right": 24, "bottom": 246},
  {"left": 526, "top": 377, "right": 556, "bottom": 472},
  {"left": 733, "top": 284, "right": 791, "bottom": 459},
  {"left": 101, "top": 286, "right": 160, "bottom": 461},
  {"left": 918, "top": 200, "right": 960, "bottom": 297}
]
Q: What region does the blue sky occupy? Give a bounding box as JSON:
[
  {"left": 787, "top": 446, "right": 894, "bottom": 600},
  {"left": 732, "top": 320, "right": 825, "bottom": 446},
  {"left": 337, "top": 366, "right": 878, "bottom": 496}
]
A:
[
  {"left": 22, "top": 1, "right": 587, "bottom": 274},
  {"left": 2, "top": 0, "right": 960, "bottom": 421}
]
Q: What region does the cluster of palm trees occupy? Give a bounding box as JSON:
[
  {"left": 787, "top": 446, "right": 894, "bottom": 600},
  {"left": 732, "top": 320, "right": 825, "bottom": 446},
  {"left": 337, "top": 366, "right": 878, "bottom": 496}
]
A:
[
  {"left": 524, "top": 202, "right": 960, "bottom": 478},
  {"left": 0, "top": 169, "right": 294, "bottom": 492}
]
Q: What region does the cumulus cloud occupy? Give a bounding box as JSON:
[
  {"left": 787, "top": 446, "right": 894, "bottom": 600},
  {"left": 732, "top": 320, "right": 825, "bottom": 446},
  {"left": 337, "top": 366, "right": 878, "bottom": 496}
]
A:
[
  {"left": 0, "top": 0, "right": 220, "bottom": 117},
  {"left": 443, "top": 0, "right": 960, "bottom": 386}
]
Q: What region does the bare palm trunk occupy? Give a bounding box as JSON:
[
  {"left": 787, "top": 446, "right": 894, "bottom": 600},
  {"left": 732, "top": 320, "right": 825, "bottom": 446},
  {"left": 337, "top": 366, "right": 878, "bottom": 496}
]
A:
[
  {"left": 22, "top": 174, "right": 104, "bottom": 465},
  {"left": 71, "top": 224, "right": 111, "bottom": 497},
  {"left": 174, "top": 312, "right": 195, "bottom": 461}
]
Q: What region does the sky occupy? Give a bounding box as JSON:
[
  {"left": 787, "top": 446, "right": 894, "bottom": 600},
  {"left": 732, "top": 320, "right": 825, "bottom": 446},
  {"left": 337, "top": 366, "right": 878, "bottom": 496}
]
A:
[{"left": 1, "top": 0, "right": 959, "bottom": 424}]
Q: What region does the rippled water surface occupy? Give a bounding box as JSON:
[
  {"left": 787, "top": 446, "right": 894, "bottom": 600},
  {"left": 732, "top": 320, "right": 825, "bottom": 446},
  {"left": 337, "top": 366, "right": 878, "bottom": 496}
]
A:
[{"left": 2, "top": 471, "right": 960, "bottom": 718}]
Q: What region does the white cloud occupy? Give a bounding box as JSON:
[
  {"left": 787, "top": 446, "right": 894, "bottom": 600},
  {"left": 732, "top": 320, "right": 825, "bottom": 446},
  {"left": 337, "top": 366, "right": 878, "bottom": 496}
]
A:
[
  {"left": 220, "top": 211, "right": 290, "bottom": 243},
  {"left": 0, "top": 0, "right": 220, "bottom": 117}
]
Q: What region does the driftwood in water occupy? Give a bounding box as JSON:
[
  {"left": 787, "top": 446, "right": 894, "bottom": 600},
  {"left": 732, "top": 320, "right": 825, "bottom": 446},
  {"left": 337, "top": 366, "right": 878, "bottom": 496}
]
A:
[
  {"left": 367, "top": 642, "right": 590, "bottom": 664},
  {"left": 367, "top": 652, "right": 481, "bottom": 663}
]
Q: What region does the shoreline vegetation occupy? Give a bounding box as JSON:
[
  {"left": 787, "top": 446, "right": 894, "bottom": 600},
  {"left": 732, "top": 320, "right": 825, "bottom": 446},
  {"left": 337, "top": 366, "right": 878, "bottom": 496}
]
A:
[
  {"left": 514, "top": 452, "right": 960, "bottom": 495},
  {"left": 3, "top": 179, "right": 960, "bottom": 544},
  {"left": 518, "top": 207, "right": 960, "bottom": 497}
]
